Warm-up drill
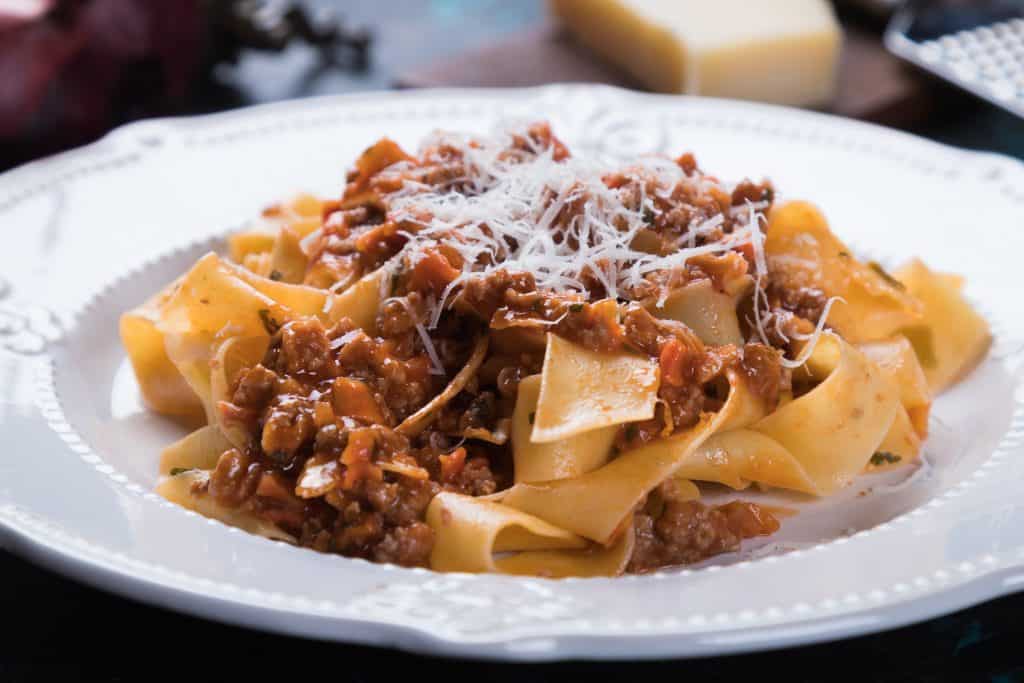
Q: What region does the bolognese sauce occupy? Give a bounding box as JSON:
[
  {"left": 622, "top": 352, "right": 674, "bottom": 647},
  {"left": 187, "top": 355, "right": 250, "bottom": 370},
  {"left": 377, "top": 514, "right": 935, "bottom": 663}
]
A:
[{"left": 200, "top": 122, "right": 796, "bottom": 570}]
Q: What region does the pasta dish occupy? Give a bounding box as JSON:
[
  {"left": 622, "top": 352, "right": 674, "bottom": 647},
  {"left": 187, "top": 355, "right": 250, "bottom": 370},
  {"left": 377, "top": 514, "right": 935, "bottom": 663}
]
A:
[{"left": 121, "top": 123, "right": 990, "bottom": 576}]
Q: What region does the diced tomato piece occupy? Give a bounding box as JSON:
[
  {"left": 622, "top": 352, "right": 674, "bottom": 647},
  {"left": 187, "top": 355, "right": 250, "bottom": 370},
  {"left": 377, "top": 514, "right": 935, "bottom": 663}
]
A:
[
  {"left": 340, "top": 429, "right": 381, "bottom": 489},
  {"left": 332, "top": 377, "right": 385, "bottom": 424},
  {"left": 439, "top": 447, "right": 467, "bottom": 484},
  {"left": 659, "top": 338, "right": 687, "bottom": 387},
  {"left": 408, "top": 249, "right": 461, "bottom": 293},
  {"left": 355, "top": 221, "right": 405, "bottom": 255},
  {"left": 347, "top": 138, "right": 414, "bottom": 196},
  {"left": 313, "top": 401, "right": 336, "bottom": 428}
]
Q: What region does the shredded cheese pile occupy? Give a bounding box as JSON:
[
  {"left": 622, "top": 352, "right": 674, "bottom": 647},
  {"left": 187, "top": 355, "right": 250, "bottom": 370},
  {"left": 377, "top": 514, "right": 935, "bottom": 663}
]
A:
[{"left": 386, "top": 125, "right": 769, "bottom": 328}]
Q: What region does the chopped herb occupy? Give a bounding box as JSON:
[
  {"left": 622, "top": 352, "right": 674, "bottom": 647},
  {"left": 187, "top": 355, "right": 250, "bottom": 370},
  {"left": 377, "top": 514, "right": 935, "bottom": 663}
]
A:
[
  {"left": 169, "top": 467, "right": 194, "bottom": 476},
  {"left": 258, "top": 308, "right": 281, "bottom": 335},
  {"left": 837, "top": 251, "right": 850, "bottom": 258},
  {"left": 528, "top": 412, "right": 535, "bottom": 425},
  {"left": 569, "top": 303, "right": 584, "bottom": 313},
  {"left": 761, "top": 187, "right": 774, "bottom": 203},
  {"left": 870, "top": 451, "right": 901, "bottom": 466},
  {"left": 269, "top": 270, "right": 283, "bottom": 281},
  {"left": 867, "top": 261, "right": 906, "bottom": 291},
  {"left": 391, "top": 271, "right": 401, "bottom": 294},
  {"left": 642, "top": 206, "right": 655, "bottom": 223},
  {"left": 532, "top": 299, "right": 542, "bottom": 312}
]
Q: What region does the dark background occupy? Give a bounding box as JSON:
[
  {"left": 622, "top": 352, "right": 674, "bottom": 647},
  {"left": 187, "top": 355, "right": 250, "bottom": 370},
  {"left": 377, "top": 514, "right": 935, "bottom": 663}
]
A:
[{"left": 3, "top": 1, "right": 1024, "bottom": 680}]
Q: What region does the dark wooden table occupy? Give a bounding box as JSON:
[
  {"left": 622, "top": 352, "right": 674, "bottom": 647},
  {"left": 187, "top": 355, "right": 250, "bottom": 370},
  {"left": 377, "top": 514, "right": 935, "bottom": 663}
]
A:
[{"left": 3, "top": 2, "right": 1024, "bottom": 680}]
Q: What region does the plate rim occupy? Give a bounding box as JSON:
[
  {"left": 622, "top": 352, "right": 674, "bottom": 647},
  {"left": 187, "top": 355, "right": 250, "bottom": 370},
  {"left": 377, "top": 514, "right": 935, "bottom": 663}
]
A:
[
  {"left": 4, "top": 505, "right": 1023, "bottom": 661},
  {"left": 2, "top": 84, "right": 1023, "bottom": 197},
  {"left": 3, "top": 83, "right": 1024, "bottom": 660}
]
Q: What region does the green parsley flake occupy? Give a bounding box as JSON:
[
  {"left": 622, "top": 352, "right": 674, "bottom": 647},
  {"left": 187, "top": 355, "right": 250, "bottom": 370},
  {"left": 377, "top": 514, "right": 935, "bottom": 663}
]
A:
[{"left": 870, "top": 451, "right": 901, "bottom": 466}]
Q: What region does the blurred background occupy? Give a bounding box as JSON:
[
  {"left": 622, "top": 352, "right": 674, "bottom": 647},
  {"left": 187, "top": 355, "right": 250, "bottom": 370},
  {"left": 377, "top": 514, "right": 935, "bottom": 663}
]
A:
[{"left": 1, "top": 0, "right": 1022, "bottom": 174}]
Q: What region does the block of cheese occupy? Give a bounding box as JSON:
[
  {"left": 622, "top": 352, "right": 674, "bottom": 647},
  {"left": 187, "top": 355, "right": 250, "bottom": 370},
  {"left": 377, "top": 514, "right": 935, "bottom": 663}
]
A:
[{"left": 549, "top": 0, "right": 842, "bottom": 107}]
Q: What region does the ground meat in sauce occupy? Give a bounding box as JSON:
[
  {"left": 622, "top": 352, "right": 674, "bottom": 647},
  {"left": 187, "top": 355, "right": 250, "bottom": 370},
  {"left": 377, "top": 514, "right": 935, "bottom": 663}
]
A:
[
  {"left": 628, "top": 497, "right": 780, "bottom": 573},
  {"left": 613, "top": 304, "right": 788, "bottom": 449},
  {"left": 190, "top": 124, "right": 798, "bottom": 572},
  {"left": 206, "top": 310, "right": 509, "bottom": 567},
  {"left": 766, "top": 278, "right": 829, "bottom": 325}
]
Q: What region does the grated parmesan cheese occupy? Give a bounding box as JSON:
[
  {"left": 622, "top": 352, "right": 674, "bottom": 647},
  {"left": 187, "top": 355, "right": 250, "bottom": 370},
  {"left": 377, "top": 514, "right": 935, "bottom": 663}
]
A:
[
  {"left": 388, "top": 124, "right": 768, "bottom": 327},
  {"left": 385, "top": 296, "right": 447, "bottom": 376},
  {"left": 780, "top": 296, "right": 844, "bottom": 369},
  {"left": 377, "top": 124, "right": 838, "bottom": 369}
]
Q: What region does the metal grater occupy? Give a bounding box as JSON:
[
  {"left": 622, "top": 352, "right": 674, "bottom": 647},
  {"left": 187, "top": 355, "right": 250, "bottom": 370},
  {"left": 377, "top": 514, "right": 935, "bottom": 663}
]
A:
[{"left": 885, "top": 10, "right": 1024, "bottom": 118}]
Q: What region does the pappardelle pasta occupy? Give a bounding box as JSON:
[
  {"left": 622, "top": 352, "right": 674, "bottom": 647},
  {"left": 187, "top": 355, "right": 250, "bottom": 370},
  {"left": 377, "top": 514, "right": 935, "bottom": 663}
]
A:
[{"left": 122, "top": 123, "right": 990, "bottom": 576}]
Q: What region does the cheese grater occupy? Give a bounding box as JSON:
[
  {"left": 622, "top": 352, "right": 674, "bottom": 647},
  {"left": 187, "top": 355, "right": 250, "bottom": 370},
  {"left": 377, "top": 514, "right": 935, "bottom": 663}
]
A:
[{"left": 884, "top": 1, "right": 1024, "bottom": 118}]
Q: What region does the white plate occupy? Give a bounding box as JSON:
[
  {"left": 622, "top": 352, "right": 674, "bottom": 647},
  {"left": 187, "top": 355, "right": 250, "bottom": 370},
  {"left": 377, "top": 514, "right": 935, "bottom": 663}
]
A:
[{"left": 2, "top": 85, "right": 1024, "bottom": 661}]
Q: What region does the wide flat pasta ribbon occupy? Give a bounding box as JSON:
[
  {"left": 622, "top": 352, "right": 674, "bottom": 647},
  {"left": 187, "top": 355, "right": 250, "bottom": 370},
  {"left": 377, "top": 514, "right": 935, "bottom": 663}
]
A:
[
  {"left": 323, "top": 267, "right": 388, "bottom": 331},
  {"left": 225, "top": 255, "right": 328, "bottom": 318},
  {"left": 675, "top": 429, "right": 818, "bottom": 492},
  {"left": 119, "top": 279, "right": 205, "bottom": 421},
  {"left": 132, "top": 248, "right": 392, "bottom": 457},
  {"left": 669, "top": 334, "right": 900, "bottom": 495},
  {"left": 742, "top": 332, "right": 900, "bottom": 494},
  {"left": 229, "top": 229, "right": 276, "bottom": 265},
  {"left": 158, "top": 252, "right": 329, "bottom": 339},
  {"left": 427, "top": 492, "right": 585, "bottom": 570},
  {"left": 502, "top": 417, "right": 710, "bottom": 544},
  {"left": 209, "top": 335, "right": 271, "bottom": 451},
  {"left": 670, "top": 367, "right": 812, "bottom": 491},
  {"left": 229, "top": 193, "right": 323, "bottom": 279},
  {"left": 858, "top": 335, "right": 931, "bottom": 436},
  {"left": 893, "top": 259, "right": 991, "bottom": 394},
  {"left": 268, "top": 226, "right": 310, "bottom": 284},
  {"left": 502, "top": 366, "right": 761, "bottom": 544},
  {"left": 155, "top": 252, "right": 317, "bottom": 421},
  {"left": 268, "top": 196, "right": 323, "bottom": 283},
  {"left": 426, "top": 492, "right": 633, "bottom": 577},
  {"left": 531, "top": 333, "right": 659, "bottom": 443},
  {"left": 493, "top": 523, "right": 635, "bottom": 578},
  {"left": 858, "top": 335, "right": 931, "bottom": 463},
  {"left": 649, "top": 276, "right": 751, "bottom": 346},
  {"left": 512, "top": 374, "right": 617, "bottom": 483},
  {"left": 873, "top": 401, "right": 922, "bottom": 465},
  {"left": 159, "top": 424, "right": 233, "bottom": 475},
  {"left": 157, "top": 470, "right": 295, "bottom": 543},
  {"left": 766, "top": 201, "right": 922, "bottom": 343}
]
